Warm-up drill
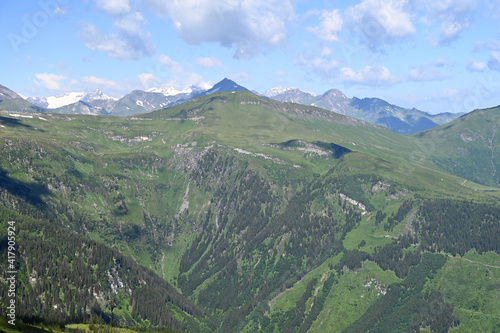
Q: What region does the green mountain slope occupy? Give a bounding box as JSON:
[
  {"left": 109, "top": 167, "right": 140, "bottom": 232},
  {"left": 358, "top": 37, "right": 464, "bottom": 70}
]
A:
[
  {"left": 0, "top": 92, "right": 498, "bottom": 332},
  {"left": 0, "top": 98, "right": 47, "bottom": 113},
  {"left": 269, "top": 88, "right": 464, "bottom": 134},
  {"left": 414, "top": 106, "right": 500, "bottom": 187}
]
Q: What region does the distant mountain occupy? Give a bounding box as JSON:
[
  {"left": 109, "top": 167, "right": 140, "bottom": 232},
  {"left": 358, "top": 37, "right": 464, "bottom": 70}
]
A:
[
  {"left": 349, "top": 97, "right": 453, "bottom": 134},
  {"left": 110, "top": 90, "right": 188, "bottom": 116},
  {"left": 147, "top": 86, "right": 194, "bottom": 96},
  {"left": 191, "top": 78, "right": 251, "bottom": 98},
  {"left": 20, "top": 79, "right": 251, "bottom": 116},
  {"left": 0, "top": 84, "right": 47, "bottom": 113},
  {"left": 80, "top": 89, "right": 116, "bottom": 102},
  {"left": 311, "top": 89, "right": 353, "bottom": 116},
  {"left": 268, "top": 87, "right": 464, "bottom": 134},
  {"left": 0, "top": 84, "right": 22, "bottom": 101},
  {"left": 3, "top": 80, "right": 464, "bottom": 134},
  {"left": 27, "top": 90, "right": 116, "bottom": 109},
  {"left": 415, "top": 105, "right": 500, "bottom": 187},
  {"left": 264, "top": 87, "right": 317, "bottom": 104}
]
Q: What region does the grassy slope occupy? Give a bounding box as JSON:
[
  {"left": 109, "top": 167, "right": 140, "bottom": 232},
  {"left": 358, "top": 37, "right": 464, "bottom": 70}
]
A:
[
  {"left": 427, "top": 251, "right": 500, "bottom": 332},
  {"left": 414, "top": 106, "right": 500, "bottom": 187}
]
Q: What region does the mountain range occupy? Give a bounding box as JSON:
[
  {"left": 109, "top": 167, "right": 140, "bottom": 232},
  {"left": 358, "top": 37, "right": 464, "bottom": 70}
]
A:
[
  {"left": 265, "top": 87, "right": 463, "bottom": 134},
  {"left": 0, "top": 78, "right": 463, "bottom": 134},
  {"left": 0, "top": 89, "right": 499, "bottom": 332}
]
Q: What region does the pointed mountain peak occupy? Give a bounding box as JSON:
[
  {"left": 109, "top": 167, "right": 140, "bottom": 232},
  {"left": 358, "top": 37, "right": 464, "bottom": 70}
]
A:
[
  {"left": 192, "top": 78, "right": 252, "bottom": 98},
  {"left": 81, "top": 89, "right": 116, "bottom": 102},
  {"left": 210, "top": 78, "right": 250, "bottom": 93},
  {"left": 322, "top": 88, "right": 347, "bottom": 98}
]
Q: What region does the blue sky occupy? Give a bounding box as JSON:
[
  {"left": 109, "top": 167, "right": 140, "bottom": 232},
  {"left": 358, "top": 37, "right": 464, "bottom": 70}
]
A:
[{"left": 2, "top": 0, "right": 500, "bottom": 114}]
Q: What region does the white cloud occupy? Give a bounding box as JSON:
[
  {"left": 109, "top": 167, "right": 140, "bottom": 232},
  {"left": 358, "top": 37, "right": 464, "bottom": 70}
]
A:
[
  {"left": 320, "top": 47, "right": 332, "bottom": 57},
  {"left": 345, "top": 0, "right": 415, "bottom": 50},
  {"left": 307, "top": 9, "right": 343, "bottom": 42},
  {"left": 136, "top": 73, "right": 160, "bottom": 89},
  {"left": 142, "top": 0, "right": 294, "bottom": 58},
  {"left": 474, "top": 39, "right": 500, "bottom": 51},
  {"left": 296, "top": 56, "right": 339, "bottom": 80},
  {"left": 230, "top": 72, "right": 251, "bottom": 83},
  {"left": 466, "top": 60, "right": 487, "bottom": 72},
  {"left": 408, "top": 68, "right": 448, "bottom": 81},
  {"left": 339, "top": 65, "right": 401, "bottom": 86},
  {"left": 96, "top": 0, "right": 131, "bottom": 16},
  {"left": 440, "top": 88, "right": 458, "bottom": 98},
  {"left": 79, "top": 6, "right": 154, "bottom": 60},
  {"left": 422, "top": 0, "right": 478, "bottom": 45},
  {"left": 150, "top": 55, "right": 212, "bottom": 90},
  {"left": 80, "top": 76, "right": 120, "bottom": 90},
  {"left": 406, "top": 88, "right": 459, "bottom": 107},
  {"left": 196, "top": 57, "right": 223, "bottom": 68},
  {"left": 33, "top": 73, "right": 66, "bottom": 90},
  {"left": 434, "top": 57, "right": 447, "bottom": 67},
  {"left": 159, "top": 55, "right": 183, "bottom": 73},
  {"left": 407, "top": 58, "right": 452, "bottom": 81}
]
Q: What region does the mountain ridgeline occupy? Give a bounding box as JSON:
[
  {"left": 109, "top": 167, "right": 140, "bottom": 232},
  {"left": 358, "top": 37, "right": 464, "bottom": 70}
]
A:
[
  {"left": 0, "top": 79, "right": 463, "bottom": 134},
  {"left": 0, "top": 91, "right": 499, "bottom": 332},
  {"left": 267, "top": 87, "right": 464, "bottom": 134}
]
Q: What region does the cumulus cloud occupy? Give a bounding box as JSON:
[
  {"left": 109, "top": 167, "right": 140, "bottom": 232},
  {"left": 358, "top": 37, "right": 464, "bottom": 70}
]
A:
[
  {"left": 408, "top": 67, "right": 449, "bottom": 81},
  {"left": 95, "top": 0, "right": 131, "bottom": 16},
  {"left": 296, "top": 56, "right": 339, "bottom": 79},
  {"left": 230, "top": 72, "right": 251, "bottom": 83},
  {"left": 408, "top": 59, "right": 451, "bottom": 81},
  {"left": 79, "top": 76, "right": 122, "bottom": 93},
  {"left": 149, "top": 55, "right": 212, "bottom": 90},
  {"left": 307, "top": 9, "right": 343, "bottom": 42},
  {"left": 339, "top": 65, "right": 401, "bottom": 86},
  {"left": 79, "top": 3, "right": 154, "bottom": 60},
  {"left": 474, "top": 39, "right": 500, "bottom": 51},
  {"left": 32, "top": 72, "right": 128, "bottom": 97},
  {"left": 440, "top": 88, "right": 458, "bottom": 98},
  {"left": 34, "top": 73, "right": 66, "bottom": 90},
  {"left": 136, "top": 73, "right": 160, "bottom": 89},
  {"left": 422, "top": 0, "right": 478, "bottom": 45},
  {"left": 344, "top": 0, "right": 415, "bottom": 51},
  {"left": 158, "top": 55, "right": 183, "bottom": 73},
  {"left": 466, "top": 60, "right": 487, "bottom": 72},
  {"left": 142, "top": 0, "right": 294, "bottom": 58},
  {"left": 196, "top": 57, "right": 224, "bottom": 68}
]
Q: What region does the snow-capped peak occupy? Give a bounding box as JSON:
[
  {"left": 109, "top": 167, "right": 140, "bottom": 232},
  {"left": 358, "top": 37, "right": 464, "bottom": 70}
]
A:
[
  {"left": 80, "top": 89, "right": 117, "bottom": 102},
  {"left": 147, "top": 86, "right": 193, "bottom": 96},
  {"left": 262, "top": 87, "right": 296, "bottom": 97},
  {"left": 44, "top": 92, "right": 86, "bottom": 109},
  {"left": 263, "top": 87, "right": 317, "bottom": 98},
  {"left": 27, "top": 90, "right": 117, "bottom": 109}
]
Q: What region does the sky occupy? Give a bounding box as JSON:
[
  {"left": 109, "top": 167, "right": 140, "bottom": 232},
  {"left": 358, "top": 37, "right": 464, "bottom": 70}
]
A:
[{"left": 2, "top": 0, "right": 500, "bottom": 114}]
